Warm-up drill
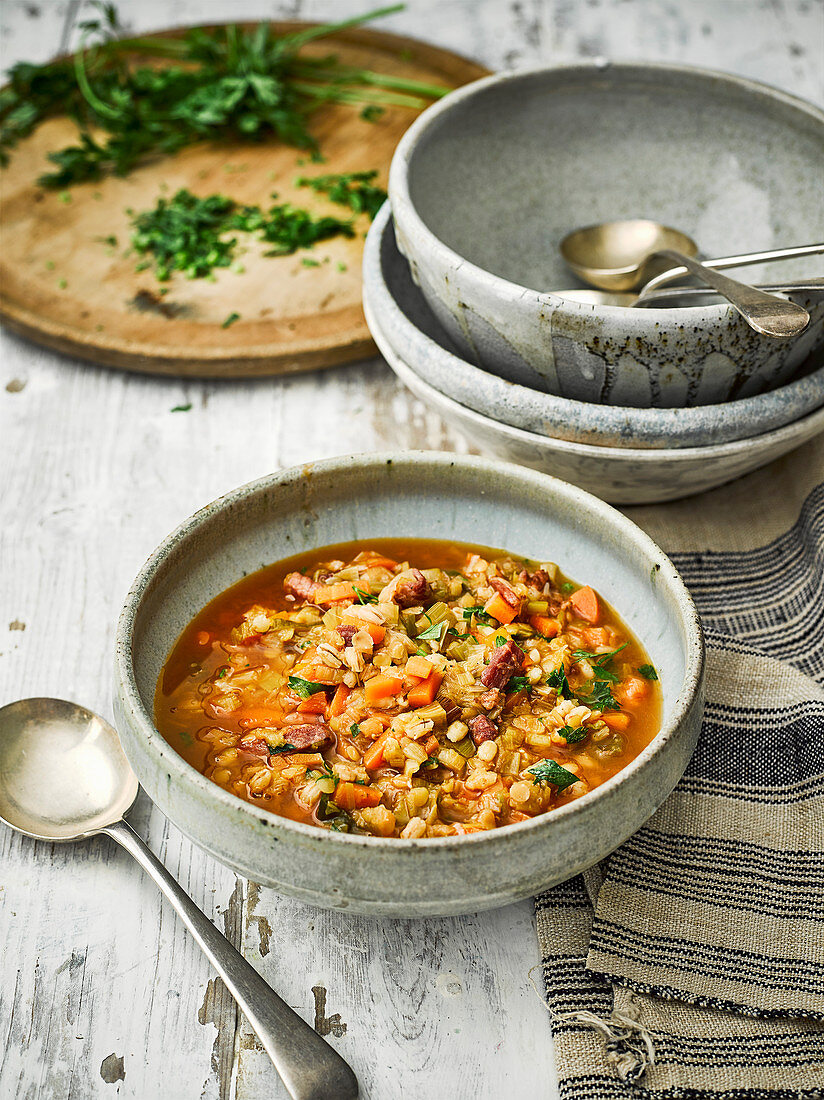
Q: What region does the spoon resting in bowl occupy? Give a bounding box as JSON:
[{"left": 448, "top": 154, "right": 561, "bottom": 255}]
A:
[
  {"left": 560, "top": 222, "right": 821, "bottom": 336},
  {"left": 635, "top": 249, "right": 810, "bottom": 337},
  {"left": 0, "top": 697, "right": 359, "bottom": 1100}
]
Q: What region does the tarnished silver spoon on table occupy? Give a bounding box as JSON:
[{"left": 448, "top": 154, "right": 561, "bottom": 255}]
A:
[{"left": 0, "top": 696, "right": 359, "bottom": 1100}]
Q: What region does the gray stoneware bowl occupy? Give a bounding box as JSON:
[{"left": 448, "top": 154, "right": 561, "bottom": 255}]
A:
[
  {"left": 389, "top": 63, "right": 824, "bottom": 408},
  {"left": 114, "top": 453, "right": 705, "bottom": 917},
  {"left": 367, "top": 313, "right": 824, "bottom": 503},
  {"left": 364, "top": 203, "right": 824, "bottom": 448}
]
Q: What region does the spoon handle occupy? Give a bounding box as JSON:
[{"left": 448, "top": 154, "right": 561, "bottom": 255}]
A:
[
  {"left": 103, "top": 819, "right": 358, "bottom": 1100},
  {"left": 642, "top": 243, "right": 824, "bottom": 295},
  {"left": 642, "top": 250, "right": 810, "bottom": 338}
]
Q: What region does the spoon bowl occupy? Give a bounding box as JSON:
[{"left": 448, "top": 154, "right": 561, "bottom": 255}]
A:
[
  {"left": 0, "top": 697, "right": 137, "bottom": 841},
  {"left": 560, "top": 219, "right": 698, "bottom": 291}
]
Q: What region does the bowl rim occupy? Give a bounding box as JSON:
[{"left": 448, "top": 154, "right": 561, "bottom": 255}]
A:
[
  {"left": 115, "top": 451, "right": 705, "bottom": 852},
  {"left": 388, "top": 61, "right": 824, "bottom": 324},
  {"left": 366, "top": 293, "right": 824, "bottom": 460},
  {"left": 363, "top": 201, "right": 824, "bottom": 435}
]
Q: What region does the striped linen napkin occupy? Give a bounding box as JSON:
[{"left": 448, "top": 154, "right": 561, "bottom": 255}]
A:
[{"left": 535, "top": 433, "right": 824, "bottom": 1096}]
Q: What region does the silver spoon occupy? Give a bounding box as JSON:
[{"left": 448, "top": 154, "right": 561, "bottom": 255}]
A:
[
  {"left": 0, "top": 697, "right": 359, "bottom": 1100},
  {"left": 635, "top": 248, "right": 810, "bottom": 337},
  {"left": 560, "top": 222, "right": 820, "bottom": 337},
  {"left": 556, "top": 279, "right": 824, "bottom": 308}
]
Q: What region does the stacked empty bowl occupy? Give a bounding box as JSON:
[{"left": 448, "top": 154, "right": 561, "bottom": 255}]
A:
[{"left": 363, "top": 63, "right": 824, "bottom": 504}]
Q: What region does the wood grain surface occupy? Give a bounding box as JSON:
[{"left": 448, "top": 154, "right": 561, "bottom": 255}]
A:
[
  {"left": 0, "top": 21, "right": 486, "bottom": 377},
  {"left": 1, "top": 2, "right": 822, "bottom": 1099}
]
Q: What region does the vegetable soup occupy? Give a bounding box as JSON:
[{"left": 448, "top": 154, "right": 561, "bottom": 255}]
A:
[{"left": 156, "top": 539, "right": 662, "bottom": 838}]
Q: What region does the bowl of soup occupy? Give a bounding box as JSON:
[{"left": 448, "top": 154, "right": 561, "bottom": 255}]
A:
[{"left": 114, "top": 453, "right": 705, "bottom": 915}]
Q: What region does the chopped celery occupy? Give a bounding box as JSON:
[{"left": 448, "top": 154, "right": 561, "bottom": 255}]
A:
[
  {"left": 453, "top": 735, "right": 476, "bottom": 758},
  {"left": 413, "top": 701, "right": 447, "bottom": 724}
]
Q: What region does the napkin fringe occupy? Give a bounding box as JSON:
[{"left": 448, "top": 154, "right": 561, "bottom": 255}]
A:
[{"left": 528, "top": 965, "right": 656, "bottom": 1082}]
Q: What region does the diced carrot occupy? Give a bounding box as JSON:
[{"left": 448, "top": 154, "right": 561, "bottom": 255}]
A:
[
  {"left": 406, "top": 654, "right": 434, "bottom": 680},
  {"left": 483, "top": 592, "right": 518, "bottom": 624},
  {"left": 365, "top": 622, "right": 386, "bottom": 645},
  {"left": 281, "top": 752, "right": 324, "bottom": 767},
  {"left": 364, "top": 673, "right": 404, "bottom": 704},
  {"left": 334, "top": 782, "right": 383, "bottom": 810},
  {"left": 237, "top": 707, "right": 282, "bottom": 730},
  {"left": 361, "top": 555, "right": 398, "bottom": 570},
  {"left": 363, "top": 731, "right": 392, "bottom": 770},
  {"left": 529, "top": 614, "right": 559, "bottom": 638},
  {"left": 329, "top": 683, "right": 351, "bottom": 718},
  {"left": 615, "top": 677, "right": 649, "bottom": 704},
  {"left": 602, "top": 711, "right": 631, "bottom": 731},
  {"left": 582, "top": 627, "right": 611, "bottom": 648},
  {"left": 570, "top": 585, "right": 600, "bottom": 624},
  {"left": 407, "top": 670, "right": 443, "bottom": 707},
  {"left": 424, "top": 734, "right": 440, "bottom": 755},
  {"left": 297, "top": 693, "right": 328, "bottom": 715},
  {"left": 315, "top": 582, "right": 357, "bottom": 605},
  {"left": 359, "top": 716, "right": 389, "bottom": 738}
]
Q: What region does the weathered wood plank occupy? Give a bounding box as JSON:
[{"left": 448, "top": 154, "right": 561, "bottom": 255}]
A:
[{"left": 1, "top": 2, "right": 820, "bottom": 1098}]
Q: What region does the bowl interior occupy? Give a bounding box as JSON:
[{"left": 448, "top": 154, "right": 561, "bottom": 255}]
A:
[
  {"left": 125, "top": 457, "right": 696, "bottom": 762},
  {"left": 405, "top": 66, "right": 824, "bottom": 292}
]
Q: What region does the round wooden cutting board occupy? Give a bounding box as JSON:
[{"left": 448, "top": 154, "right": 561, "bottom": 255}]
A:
[{"left": 0, "top": 23, "right": 487, "bottom": 378}]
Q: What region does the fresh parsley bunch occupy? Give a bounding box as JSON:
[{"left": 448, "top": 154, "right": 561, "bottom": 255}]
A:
[{"left": 0, "top": 3, "right": 447, "bottom": 187}]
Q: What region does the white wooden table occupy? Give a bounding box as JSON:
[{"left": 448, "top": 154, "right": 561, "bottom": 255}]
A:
[{"left": 1, "top": 2, "right": 821, "bottom": 1097}]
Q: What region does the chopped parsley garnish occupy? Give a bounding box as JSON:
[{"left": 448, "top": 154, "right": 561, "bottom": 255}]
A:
[
  {"left": 300, "top": 257, "right": 321, "bottom": 267},
  {"left": 462, "top": 606, "right": 495, "bottom": 625},
  {"left": 581, "top": 679, "right": 620, "bottom": 711},
  {"left": 507, "top": 675, "right": 531, "bottom": 694},
  {"left": 495, "top": 635, "right": 506, "bottom": 646},
  {"left": 215, "top": 666, "right": 230, "bottom": 679},
  {"left": 638, "top": 664, "right": 658, "bottom": 680},
  {"left": 360, "top": 104, "right": 385, "bottom": 122},
  {"left": 561, "top": 582, "right": 575, "bottom": 594},
  {"left": 221, "top": 311, "right": 241, "bottom": 328},
  {"left": 353, "top": 585, "right": 377, "bottom": 604},
  {"left": 268, "top": 741, "right": 297, "bottom": 754},
  {"left": 546, "top": 666, "right": 572, "bottom": 698},
  {"left": 297, "top": 170, "right": 387, "bottom": 220},
  {"left": 288, "top": 675, "right": 329, "bottom": 698},
  {"left": 170, "top": 403, "right": 192, "bottom": 412},
  {"left": 558, "top": 725, "right": 587, "bottom": 744},
  {"left": 422, "top": 756, "right": 439, "bottom": 769},
  {"left": 573, "top": 642, "right": 627, "bottom": 662},
  {"left": 129, "top": 188, "right": 355, "bottom": 281},
  {"left": 417, "top": 621, "right": 446, "bottom": 642},
  {"left": 349, "top": 722, "right": 361, "bottom": 737},
  {"left": 527, "top": 759, "right": 578, "bottom": 791},
  {"left": 574, "top": 644, "right": 628, "bottom": 709},
  {"left": 316, "top": 793, "right": 356, "bottom": 831}
]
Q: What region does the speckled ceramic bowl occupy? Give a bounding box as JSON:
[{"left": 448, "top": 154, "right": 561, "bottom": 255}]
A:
[
  {"left": 389, "top": 64, "right": 824, "bottom": 407},
  {"left": 114, "top": 454, "right": 704, "bottom": 916},
  {"left": 367, "top": 312, "right": 824, "bottom": 503},
  {"left": 364, "top": 203, "right": 824, "bottom": 448}
]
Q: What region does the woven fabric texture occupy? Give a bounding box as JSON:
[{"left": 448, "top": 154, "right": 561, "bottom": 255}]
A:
[{"left": 535, "top": 434, "right": 824, "bottom": 1097}]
